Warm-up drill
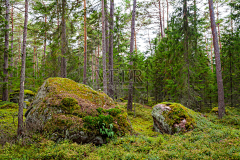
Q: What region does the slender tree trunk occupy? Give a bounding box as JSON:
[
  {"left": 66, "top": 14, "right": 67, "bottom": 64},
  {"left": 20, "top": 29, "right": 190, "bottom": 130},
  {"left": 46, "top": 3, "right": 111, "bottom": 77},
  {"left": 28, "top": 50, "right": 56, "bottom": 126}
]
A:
[
  {"left": 33, "top": 46, "right": 36, "bottom": 77},
  {"left": 18, "top": 0, "right": 28, "bottom": 136},
  {"left": 211, "top": 35, "right": 213, "bottom": 72},
  {"left": 162, "top": 0, "right": 165, "bottom": 37},
  {"left": 183, "top": 0, "right": 190, "bottom": 107},
  {"left": 158, "top": 0, "right": 163, "bottom": 39},
  {"left": 127, "top": 0, "right": 137, "bottom": 111},
  {"left": 102, "top": 0, "right": 107, "bottom": 93},
  {"left": 60, "top": 0, "right": 67, "bottom": 78},
  {"left": 92, "top": 53, "right": 94, "bottom": 84},
  {"left": 3, "top": 0, "right": 10, "bottom": 101},
  {"left": 209, "top": 0, "right": 225, "bottom": 118},
  {"left": 166, "top": 0, "right": 168, "bottom": 30},
  {"left": 96, "top": 44, "right": 100, "bottom": 89},
  {"left": 10, "top": 4, "right": 14, "bottom": 78},
  {"left": 43, "top": 14, "right": 46, "bottom": 77},
  {"left": 105, "top": 0, "right": 109, "bottom": 58},
  {"left": 83, "top": 0, "right": 87, "bottom": 84},
  {"left": 108, "top": 0, "right": 114, "bottom": 98}
]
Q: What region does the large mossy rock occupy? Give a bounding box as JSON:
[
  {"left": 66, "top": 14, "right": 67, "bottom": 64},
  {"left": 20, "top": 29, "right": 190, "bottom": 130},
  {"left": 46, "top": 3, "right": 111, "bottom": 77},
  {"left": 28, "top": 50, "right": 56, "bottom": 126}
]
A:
[
  {"left": 152, "top": 102, "right": 196, "bottom": 134},
  {"left": 26, "top": 77, "right": 131, "bottom": 145}
]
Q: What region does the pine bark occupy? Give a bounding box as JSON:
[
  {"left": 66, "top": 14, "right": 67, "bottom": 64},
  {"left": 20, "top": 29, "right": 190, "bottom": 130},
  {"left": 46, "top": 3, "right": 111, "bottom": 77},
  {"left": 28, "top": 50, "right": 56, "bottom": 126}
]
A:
[
  {"left": 108, "top": 0, "right": 114, "bottom": 99},
  {"left": 83, "top": 0, "right": 87, "bottom": 84},
  {"left": 183, "top": 0, "right": 190, "bottom": 106},
  {"left": 127, "top": 0, "right": 137, "bottom": 111},
  {"left": 208, "top": 0, "right": 225, "bottom": 118},
  {"left": 158, "top": 0, "right": 163, "bottom": 39},
  {"left": 60, "top": 0, "right": 67, "bottom": 78},
  {"left": 18, "top": 0, "right": 28, "bottom": 136},
  {"left": 102, "top": 0, "right": 107, "bottom": 93},
  {"left": 10, "top": 4, "right": 13, "bottom": 78},
  {"left": 3, "top": 0, "right": 10, "bottom": 101}
]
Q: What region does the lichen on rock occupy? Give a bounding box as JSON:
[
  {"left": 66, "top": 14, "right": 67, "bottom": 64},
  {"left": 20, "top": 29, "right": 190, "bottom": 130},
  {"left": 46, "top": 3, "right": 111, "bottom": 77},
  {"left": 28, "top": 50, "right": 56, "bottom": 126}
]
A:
[
  {"left": 152, "top": 102, "right": 196, "bottom": 134},
  {"left": 26, "top": 77, "right": 131, "bottom": 144}
]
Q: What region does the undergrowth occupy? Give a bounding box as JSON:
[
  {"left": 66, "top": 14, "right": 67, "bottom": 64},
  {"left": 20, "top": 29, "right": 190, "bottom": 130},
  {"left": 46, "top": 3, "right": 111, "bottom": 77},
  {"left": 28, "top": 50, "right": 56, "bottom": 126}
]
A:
[{"left": 0, "top": 102, "right": 239, "bottom": 159}]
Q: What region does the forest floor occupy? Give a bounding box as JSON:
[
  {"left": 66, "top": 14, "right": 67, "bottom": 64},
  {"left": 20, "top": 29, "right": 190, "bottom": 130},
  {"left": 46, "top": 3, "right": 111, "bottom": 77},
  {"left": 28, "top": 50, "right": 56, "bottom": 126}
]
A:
[{"left": 0, "top": 102, "right": 240, "bottom": 159}]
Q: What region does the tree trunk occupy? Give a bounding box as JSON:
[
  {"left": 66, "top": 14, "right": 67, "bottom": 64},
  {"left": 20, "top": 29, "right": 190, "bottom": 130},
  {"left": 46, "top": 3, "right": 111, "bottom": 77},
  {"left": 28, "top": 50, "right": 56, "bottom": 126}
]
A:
[
  {"left": 3, "top": 0, "right": 10, "bottom": 101},
  {"left": 105, "top": 0, "right": 109, "bottom": 58},
  {"left": 166, "top": 0, "right": 168, "bottom": 30},
  {"left": 211, "top": 35, "right": 213, "bottom": 72},
  {"left": 10, "top": 4, "right": 14, "bottom": 78},
  {"left": 162, "top": 0, "right": 165, "bottom": 37},
  {"left": 18, "top": 0, "right": 28, "bottom": 137},
  {"left": 158, "top": 0, "right": 163, "bottom": 39},
  {"left": 60, "top": 0, "right": 67, "bottom": 78},
  {"left": 108, "top": 0, "right": 114, "bottom": 99},
  {"left": 183, "top": 0, "right": 190, "bottom": 107},
  {"left": 83, "top": 0, "right": 87, "bottom": 84},
  {"left": 43, "top": 14, "right": 46, "bottom": 77},
  {"left": 208, "top": 0, "right": 225, "bottom": 118},
  {"left": 127, "top": 0, "right": 137, "bottom": 111},
  {"left": 102, "top": 0, "right": 107, "bottom": 94}
]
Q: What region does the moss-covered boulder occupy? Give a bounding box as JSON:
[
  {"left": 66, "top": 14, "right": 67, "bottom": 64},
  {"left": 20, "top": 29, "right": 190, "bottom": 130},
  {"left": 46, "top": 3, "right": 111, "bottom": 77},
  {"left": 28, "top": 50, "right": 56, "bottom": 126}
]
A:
[
  {"left": 152, "top": 102, "right": 196, "bottom": 134},
  {"left": 26, "top": 77, "right": 131, "bottom": 145}
]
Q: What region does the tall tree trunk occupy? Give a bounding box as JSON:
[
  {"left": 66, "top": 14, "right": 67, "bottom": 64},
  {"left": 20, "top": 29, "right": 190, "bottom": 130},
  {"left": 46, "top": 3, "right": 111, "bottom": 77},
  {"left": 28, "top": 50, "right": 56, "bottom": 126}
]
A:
[
  {"left": 208, "top": 0, "right": 225, "bottom": 118},
  {"left": 108, "top": 0, "right": 114, "bottom": 99},
  {"left": 83, "top": 0, "right": 87, "bottom": 84},
  {"left": 10, "top": 4, "right": 14, "bottom": 78},
  {"left": 183, "top": 0, "right": 190, "bottom": 107},
  {"left": 127, "top": 0, "right": 137, "bottom": 111},
  {"left": 18, "top": 0, "right": 28, "bottom": 137},
  {"left": 102, "top": 0, "right": 107, "bottom": 93},
  {"left": 60, "top": 0, "right": 67, "bottom": 78},
  {"left": 43, "top": 14, "right": 46, "bottom": 77},
  {"left": 33, "top": 45, "right": 36, "bottom": 77},
  {"left": 105, "top": 0, "right": 109, "bottom": 59},
  {"left": 162, "top": 0, "right": 165, "bottom": 37},
  {"left": 166, "top": 0, "right": 168, "bottom": 30},
  {"left": 158, "top": 0, "right": 163, "bottom": 39},
  {"left": 3, "top": 0, "right": 10, "bottom": 101},
  {"left": 211, "top": 35, "right": 213, "bottom": 72}
]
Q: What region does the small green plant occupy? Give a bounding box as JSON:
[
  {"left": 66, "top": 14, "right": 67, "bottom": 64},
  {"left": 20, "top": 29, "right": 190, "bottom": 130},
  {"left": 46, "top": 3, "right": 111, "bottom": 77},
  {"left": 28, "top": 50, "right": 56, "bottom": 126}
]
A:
[{"left": 98, "top": 122, "right": 114, "bottom": 137}]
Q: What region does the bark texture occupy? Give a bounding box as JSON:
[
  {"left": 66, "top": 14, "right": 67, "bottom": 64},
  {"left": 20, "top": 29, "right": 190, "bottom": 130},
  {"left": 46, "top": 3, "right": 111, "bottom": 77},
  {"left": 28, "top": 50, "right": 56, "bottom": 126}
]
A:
[
  {"left": 209, "top": 0, "right": 225, "bottom": 118},
  {"left": 102, "top": 0, "right": 107, "bottom": 94},
  {"left": 18, "top": 0, "right": 28, "bottom": 136},
  {"left": 127, "top": 0, "right": 137, "bottom": 111},
  {"left": 108, "top": 0, "right": 114, "bottom": 99},
  {"left": 61, "top": 0, "right": 67, "bottom": 78},
  {"left": 3, "top": 0, "right": 10, "bottom": 101}
]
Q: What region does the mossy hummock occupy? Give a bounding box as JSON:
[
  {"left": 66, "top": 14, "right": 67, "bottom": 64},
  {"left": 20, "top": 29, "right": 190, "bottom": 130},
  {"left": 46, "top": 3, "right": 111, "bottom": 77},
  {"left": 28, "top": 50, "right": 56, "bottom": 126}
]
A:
[{"left": 26, "top": 77, "right": 131, "bottom": 144}]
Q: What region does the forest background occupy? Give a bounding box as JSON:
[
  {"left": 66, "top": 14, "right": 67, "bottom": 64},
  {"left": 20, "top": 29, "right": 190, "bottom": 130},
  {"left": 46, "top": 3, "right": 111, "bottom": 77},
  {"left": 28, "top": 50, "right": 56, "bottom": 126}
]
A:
[{"left": 0, "top": 0, "right": 240, "bottom": 114}]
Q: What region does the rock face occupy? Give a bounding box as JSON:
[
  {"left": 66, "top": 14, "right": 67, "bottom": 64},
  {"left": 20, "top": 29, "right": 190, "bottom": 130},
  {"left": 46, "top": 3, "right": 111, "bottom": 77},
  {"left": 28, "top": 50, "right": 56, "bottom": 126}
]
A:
[
  {"left": 26, "top": 77, "right": 131, "bottom": 144},
  {"left": 152, "top": 102, "right": 195, "bottom": 134}
]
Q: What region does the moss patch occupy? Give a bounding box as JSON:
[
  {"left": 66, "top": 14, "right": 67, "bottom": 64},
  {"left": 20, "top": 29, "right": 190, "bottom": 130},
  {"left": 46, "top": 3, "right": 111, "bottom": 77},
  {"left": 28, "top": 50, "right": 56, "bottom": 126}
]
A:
[{"left": 0, "top": 101, "right": 18, "bottom": 109}]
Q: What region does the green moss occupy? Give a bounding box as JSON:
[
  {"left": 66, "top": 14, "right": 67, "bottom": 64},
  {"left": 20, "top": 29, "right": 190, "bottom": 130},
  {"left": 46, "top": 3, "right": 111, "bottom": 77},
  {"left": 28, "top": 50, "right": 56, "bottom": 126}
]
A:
[
  {"left": 60, "top": 97, "right": 80, "bottom": 114},
  {"left": 0, "top": 101, "right": 18, "bottom": 109},
  {"left": 24, "top": 90, "right": 36, "bottom": 96},
  {"left": 211, "top": 107, "right": 230, "bottom": 115},
  {"left": 161, "top": 102, "right": 196, "bottom": 132},
  {"left": 106, "top": 108, "right": 122, "bottom": 116}
]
